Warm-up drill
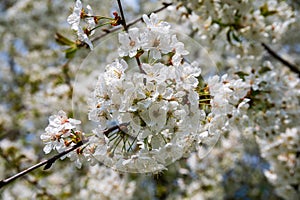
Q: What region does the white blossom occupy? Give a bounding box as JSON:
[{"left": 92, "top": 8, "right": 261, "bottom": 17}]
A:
[
  {"left": 118, "top": 28, "right": 141, "bottom": 57},
  {"left": 67, "top": 0, "right": 82, "bottom": 31},
  {"left": 143, "top": 13, "right": 171, "bottom": 32},
  {"left": 41, "top": 110, "right": 81, "bottom": 154},
  {"left": 67, "top": 0, "right": 94, "bottom": 49}
]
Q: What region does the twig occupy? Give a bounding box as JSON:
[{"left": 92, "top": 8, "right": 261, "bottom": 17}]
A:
[
  {"left": 102, "top": 122, "right": 130, "bottom": 136},
  {"left": 135, "top": 56, "right": 146, "bottom": 74},
  {"left": 92, "top": 2, "right": 173, "bottom": 43},
  {"left": 117, "top": 0, "right": 128, "bottom": 31},
  {"left": 0, "top": 141, "right": 84, "bottom": 189},
  {"left": 261, "top": 42, "right": 300, "bottom": 77}
]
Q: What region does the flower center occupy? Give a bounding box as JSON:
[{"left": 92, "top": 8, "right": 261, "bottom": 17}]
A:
[{"left": 130, "top": 40, "right": 136, "bottom": 47}]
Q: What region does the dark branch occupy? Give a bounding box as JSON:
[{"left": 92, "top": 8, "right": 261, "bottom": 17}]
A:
[
  {"left": 261, "top": 42, "right": 300, "bottom": 77},
  {"left": 117, "top": 0, "right": 128, "bottom": 31},
  {"left": 0, "top": 141, "right": 84, "bottom": 189},
  {"left": 102, "top": 122, "right": 130, "bottom": 136}
]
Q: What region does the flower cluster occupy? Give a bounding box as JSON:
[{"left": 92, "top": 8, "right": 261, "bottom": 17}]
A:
[
  {"left": 86, "top": 13, "right": 206, "bottom": 172},
  {"left": 86, "top": 13, "right": 250, "bottom": 172},
  {"left": 41, "top": 110, "right": 97, "bottom": 168},
  {"left": 41, "top": 110, "right": 82, "bottom": 154},
  {"left": 118, "top": 13, "right": 188, "bottom": 65},
  {"left": 89, "top": 62, "right": 202, "bottom": 171}
]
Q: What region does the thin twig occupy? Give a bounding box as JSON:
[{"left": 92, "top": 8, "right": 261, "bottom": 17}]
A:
[
  {"left": 102, "top": 122, "right": 130, "bottom": 136},
  {"left": 135, "top": 56, "right": 146, "bottom": 74},
  {"left": 92, "top": 2, "right": 173, "bottom": 43},
  {"left": 117, "top": 0, "right": 128, "bottom": 31},
  {"left": 261, "top": 42, "right": 300, "bottom": 77},
  {"left": 0, "top": 141, "right": 84, "bottom": 189}
]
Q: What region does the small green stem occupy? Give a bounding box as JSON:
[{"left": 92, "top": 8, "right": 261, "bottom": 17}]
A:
[
  {"left": 199, "top": 99, "right": 211, "bottom": 102},
  {"left": 90, "top": 22, "right": 113, "bottom": 32},
  {"left": 127, "top": 136, "right": 137, "bottom": 152},
  {"left": 86, "top": 15, "right": 114, "bottom": 20},
  {"left": 109, "top": 133, "right": 119, "bottom": 142},
  {"left": 111, "top": 136, "right": 123, "bottom": 155}
]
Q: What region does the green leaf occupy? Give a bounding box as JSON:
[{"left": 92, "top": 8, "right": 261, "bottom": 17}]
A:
[
  {"left": 232, "top": 30, "right": 241, "bottom": 42},
  {"left": 65, "top": 47, "right": 77, "bottom": 59},
  {"left": 258, "top": 66, "right": 271, "bottom": 74},
  {"left": 55, "top": 33, "right": 75, "bottom": 46},
  {"left": 260, "top": 4, "right": 277, "bottom": 17},
  {"left": 235, "top": 71, "right": 249, "bottom": 80}
]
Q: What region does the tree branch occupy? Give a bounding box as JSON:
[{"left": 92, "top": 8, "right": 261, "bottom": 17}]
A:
[
  {"left": 261, "top": 42, "right": 300, "bottom": 77},
  {"left": 102, "top": 122, "right": 130, "bottom": 136},
  {"left": 117, "top": 0, "right": 128, "bottom": 31},
  {"left": 0, "top": 122, "right": 131, "bottom": 189},
  {"left": 0, "top": 141, "right": 84, "bottom": 189}
]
